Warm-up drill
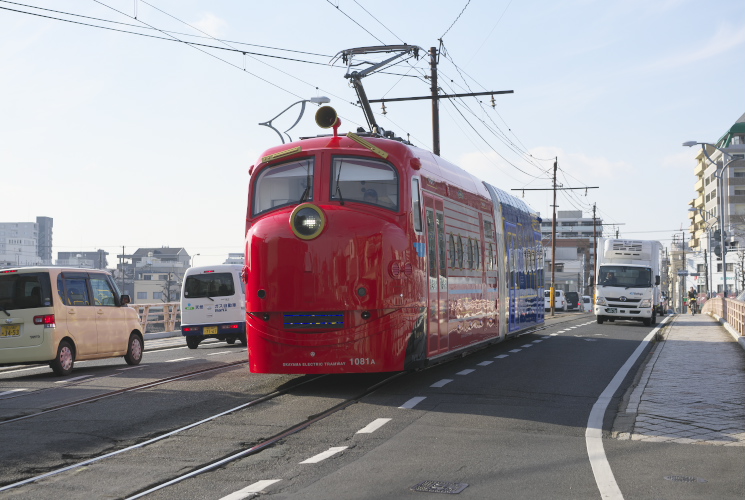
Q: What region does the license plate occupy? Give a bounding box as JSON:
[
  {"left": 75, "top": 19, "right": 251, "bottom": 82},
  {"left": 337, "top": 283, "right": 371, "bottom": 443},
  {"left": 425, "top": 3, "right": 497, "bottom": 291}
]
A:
[
  {"left": 203, "top": 326, "right": 218, "bottom": 335},
  {"left": 606, "top": 308, "right": 617, "bottom": 314},
  {"left": 1, "top": 324, "right": 21, "bottom": 337}
]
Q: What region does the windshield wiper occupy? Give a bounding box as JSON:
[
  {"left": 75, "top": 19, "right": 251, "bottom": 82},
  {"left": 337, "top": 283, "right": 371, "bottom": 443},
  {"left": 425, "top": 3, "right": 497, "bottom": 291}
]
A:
[
  {"left": 1, "top": 305, "right": 9, "bottom": 317},
  {"left": 334, "top": 160, "right": 345, "bottom": 206},
  {"left": 299, "top": 160, "right": 312, "bottom": 203}
]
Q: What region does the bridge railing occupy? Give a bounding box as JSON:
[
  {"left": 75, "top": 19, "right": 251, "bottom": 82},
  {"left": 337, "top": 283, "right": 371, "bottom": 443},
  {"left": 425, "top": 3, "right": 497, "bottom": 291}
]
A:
[
  {"left": 701, "top": 297, "right": 745, "bottom": 337},
  {"left": 128, "top": 302, "right": 180, "bottom": 333}
]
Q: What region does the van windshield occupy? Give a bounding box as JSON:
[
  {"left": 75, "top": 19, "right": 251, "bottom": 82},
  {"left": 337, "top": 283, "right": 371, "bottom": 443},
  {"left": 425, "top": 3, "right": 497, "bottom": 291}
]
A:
[
  {"left": 184, "top": 273, "right": 235, "bottom": 299},
  {"left": 0, "top": 272, "right": 53, "bottom": 311}
]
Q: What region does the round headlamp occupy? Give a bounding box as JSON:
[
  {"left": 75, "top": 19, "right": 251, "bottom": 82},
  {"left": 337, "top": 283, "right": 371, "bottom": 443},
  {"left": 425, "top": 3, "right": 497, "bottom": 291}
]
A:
[{"left": 290, "top": 203, "right": 326, "bottom": 240}]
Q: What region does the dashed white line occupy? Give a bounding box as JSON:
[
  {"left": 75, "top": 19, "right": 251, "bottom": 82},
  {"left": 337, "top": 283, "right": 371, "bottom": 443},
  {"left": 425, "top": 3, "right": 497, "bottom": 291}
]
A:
[
  {"left": 509, "top": 349, "right": 522, "bottom": 353},
  {"left": 356, "top": 418, "right": 391, "bottom": 434},
  {"left": 494, "top": 354, "right": 509, "bottom": 359},
  {"left": 166, "top": 357, "right": 194, "bottom": 363},
  {"left": 117, "top": 365, "right": 148, "bottom": 371},
  {"left": 532, "top": 340, "right": 543, "bottom": 343},
  {"left": 399, "top": 396, "right": 426, "bottom": 409},
  {"left": 0, "top": 389, "right": 28, "bottom": 396},
  {"left": 456, "top": 369, "right": 475, "bottom": 375},
  {"left": 521, "top": 344, "right": 534, "bottom": 348},
  {"left": 550, "top": 333, "right": 559, "bottom": 336},
  {"left": 431, "top": 379, "right": 453, "bottom": 388},
  {"left": 208, "top": 351, "right": 233, "bottom": 356},
  {"left": 477, "top": 361, "right": 493, "bottom": 366},
  {"left": 55, "top": 375, "right": 93, "bottom": 384},
  {"left": 300, "top": 446, "right": 348, "bottom": 464},
  {"left": 219, "top": 480, "right": 281, "bottom": 500}
]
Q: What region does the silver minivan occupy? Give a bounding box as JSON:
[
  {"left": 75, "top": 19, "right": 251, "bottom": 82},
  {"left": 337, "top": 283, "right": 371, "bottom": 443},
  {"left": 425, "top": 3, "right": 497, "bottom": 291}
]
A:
[{"left": 0, "top": 267, "right": 144, "bottom": 375}]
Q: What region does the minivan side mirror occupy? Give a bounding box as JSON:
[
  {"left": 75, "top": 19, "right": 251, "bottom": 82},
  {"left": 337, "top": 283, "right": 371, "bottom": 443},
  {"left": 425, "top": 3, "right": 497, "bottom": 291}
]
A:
[{"left": 120, "top": 295, "right": 131, "bottom": 306}]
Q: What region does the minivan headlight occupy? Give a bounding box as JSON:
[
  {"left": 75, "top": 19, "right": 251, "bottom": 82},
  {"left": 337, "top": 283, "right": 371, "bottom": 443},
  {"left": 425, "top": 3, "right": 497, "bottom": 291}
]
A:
[{"left": 595, "top": 296, "right": 607, "bottom": 306}]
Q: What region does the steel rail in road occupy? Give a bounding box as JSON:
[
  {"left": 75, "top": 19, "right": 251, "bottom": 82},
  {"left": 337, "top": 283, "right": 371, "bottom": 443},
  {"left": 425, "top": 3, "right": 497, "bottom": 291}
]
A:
[
  {"left": 0, "top": 372, "right": 328, "bottom": 494},
  {"left": 0, "top": 360, "right": 247, "bottom": 426}
]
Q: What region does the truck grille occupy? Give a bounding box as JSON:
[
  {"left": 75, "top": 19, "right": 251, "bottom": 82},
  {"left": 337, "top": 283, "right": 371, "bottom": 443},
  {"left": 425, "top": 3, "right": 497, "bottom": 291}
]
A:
[{"left": 284, "top": 312, "right": 344, "bottom": 329}]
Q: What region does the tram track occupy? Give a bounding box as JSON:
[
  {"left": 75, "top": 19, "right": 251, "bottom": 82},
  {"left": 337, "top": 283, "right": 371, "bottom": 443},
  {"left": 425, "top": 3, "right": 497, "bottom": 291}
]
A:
[
  {"left": 0, "top": 360, "right": 248, "bottom": 426},
  {"left": 0, "top": 372, "right": 406, "bottom": 497}
]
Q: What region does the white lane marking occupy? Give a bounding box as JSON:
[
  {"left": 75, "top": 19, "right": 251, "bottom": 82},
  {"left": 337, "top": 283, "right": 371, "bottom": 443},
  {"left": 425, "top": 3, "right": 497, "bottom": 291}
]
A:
[
  {"left": 430, "top": 379, "right": 453, "bottom": 388},
  {"left": 356, "top": 418, "right": 392, "bottom": 434},
  {"left": 456, "top": 369, "right": 475, "bottom": 375},
  {"left": 300, "top": 446, "right": 348, "bottom": 464},
  {"left": 585, "top": 314, "right": 672, "bottom": 499},
  {"left": 494, "top": 354, "right": 509, "bottom": 359},
  {"left": 55, "top": 375, "right": 93, "bottom": 384},
  {"left": 477, "top": 361, "right": 493, "bottom": 366},
  {"left": 399, "top": 396, "right": 426, "bottom": 409},
  {"left": 521, "top": 344, "right": 534, "bottom": 348},
  {"left": 509, "top": 349, "right": 522, "bottom": 353},
  {"left": 208, "top": 351, "right": 233, "bottom": 356},
  {"left": 532, "top": 340, "right": 543, "bottom": 343},
  {"left": 550, "top": 333, "right": 559, "bottom": 336},
  {"left": 117, "top": 365, "right": 148, "bottom": 371},
  {"left": 0, "top": 389, "right": 28, "bottom": 396},
  {"left": 220, "top": 480, "right": 282, "bottom": 500},
  {"left": 166, "top": 357, "right": 194, "bottom": 363}
]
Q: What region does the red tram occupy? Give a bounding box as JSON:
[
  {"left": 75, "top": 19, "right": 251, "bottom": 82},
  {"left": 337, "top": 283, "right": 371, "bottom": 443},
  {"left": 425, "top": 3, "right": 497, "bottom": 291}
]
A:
[{"left": 245, "top": 108, "right": 544, "bottom": 374}]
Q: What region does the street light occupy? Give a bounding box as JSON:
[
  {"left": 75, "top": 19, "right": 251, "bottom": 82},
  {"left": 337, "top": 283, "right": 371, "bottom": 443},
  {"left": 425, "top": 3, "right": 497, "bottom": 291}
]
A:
[
  {"left": 190, "top": 253, "right": 200, "bottom": 268},
  {"left": 683, "top": 140, "right": 745, "bottom": 298}
]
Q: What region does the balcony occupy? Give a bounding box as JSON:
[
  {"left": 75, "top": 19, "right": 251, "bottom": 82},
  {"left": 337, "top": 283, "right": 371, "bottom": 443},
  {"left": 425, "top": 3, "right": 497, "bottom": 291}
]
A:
[{"left": 694, "top": 177, "right": 704, "bottom": 192}]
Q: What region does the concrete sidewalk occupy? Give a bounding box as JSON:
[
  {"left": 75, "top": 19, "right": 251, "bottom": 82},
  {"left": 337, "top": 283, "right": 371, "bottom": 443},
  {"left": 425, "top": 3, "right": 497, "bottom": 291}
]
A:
[{"left": 615, "top": 313, "right": 745, "bottom": 446}]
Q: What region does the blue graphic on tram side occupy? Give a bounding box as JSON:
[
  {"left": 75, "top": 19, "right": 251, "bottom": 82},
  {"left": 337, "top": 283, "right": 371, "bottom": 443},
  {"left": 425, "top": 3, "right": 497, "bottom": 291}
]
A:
[{"left": 413, "top": 242, "right": 426, "bottom": 258}]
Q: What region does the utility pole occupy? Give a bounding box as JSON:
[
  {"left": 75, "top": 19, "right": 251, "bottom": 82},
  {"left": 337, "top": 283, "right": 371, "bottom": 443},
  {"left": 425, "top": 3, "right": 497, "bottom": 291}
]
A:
[
  {"left": 592, "top": 203, "right": 598, "bottom": 298},
  {"left": 551, "top": 158, "right": 558, "bottom": 316},
  {"left": 430, "top": 47, "right": 440, "bottom": 156}
]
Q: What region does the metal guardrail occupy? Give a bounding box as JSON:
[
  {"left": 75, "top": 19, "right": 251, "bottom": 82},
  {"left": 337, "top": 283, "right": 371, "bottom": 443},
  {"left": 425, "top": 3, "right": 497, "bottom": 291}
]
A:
[
  {"left": 702, "top": 297, "right": 745, "bottom": 336},
  {"left": 129, "top": 302, "right": 180, "bottom": 333}
]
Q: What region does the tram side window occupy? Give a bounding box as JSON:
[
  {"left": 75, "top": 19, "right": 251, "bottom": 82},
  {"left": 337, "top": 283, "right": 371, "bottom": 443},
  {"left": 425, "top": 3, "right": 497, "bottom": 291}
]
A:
[
  {"left": 437, "top": 213, "right": 446, "bottom": 278},
  {"left": 253, "top": 158, "right": 314, "bottom": 216},
  {"left": 457, "top": 236, "right": 464, "bottom": 269},
  {"left": 331, "top": 156, "right": 399, "bottom": 210},
  {"left": 412, "top": 178, "right": 423, "bottom": 232},
  {"left": 466, "top": 238, "right": 474, "bottom": 269},
  {"left": 449, "top": 234, "right": 456, "bottom": 268}
]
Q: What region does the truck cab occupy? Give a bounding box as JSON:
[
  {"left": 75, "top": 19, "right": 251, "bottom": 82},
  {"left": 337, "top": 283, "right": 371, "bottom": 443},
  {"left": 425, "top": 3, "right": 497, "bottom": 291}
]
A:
[{"left": 594, "top": 239, "right": 661, "bottom": 326}]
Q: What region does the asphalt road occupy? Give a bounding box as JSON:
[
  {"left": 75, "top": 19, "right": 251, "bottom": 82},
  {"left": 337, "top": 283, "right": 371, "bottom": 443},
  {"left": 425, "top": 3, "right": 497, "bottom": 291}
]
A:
[{"left": 0, "top": 312, "right": 741, "bottom": 499}]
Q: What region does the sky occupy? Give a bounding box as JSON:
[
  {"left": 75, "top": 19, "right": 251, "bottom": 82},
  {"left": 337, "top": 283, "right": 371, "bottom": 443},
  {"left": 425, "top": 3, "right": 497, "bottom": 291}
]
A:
[{"left": 1, "top": 0, "right": 744, "bottom": 267}]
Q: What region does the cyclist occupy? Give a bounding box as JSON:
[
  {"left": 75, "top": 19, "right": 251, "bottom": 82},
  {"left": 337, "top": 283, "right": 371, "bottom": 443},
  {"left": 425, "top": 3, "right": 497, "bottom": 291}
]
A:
[{"left": 688, "top": 287, "right": 698, "bottom": 315}]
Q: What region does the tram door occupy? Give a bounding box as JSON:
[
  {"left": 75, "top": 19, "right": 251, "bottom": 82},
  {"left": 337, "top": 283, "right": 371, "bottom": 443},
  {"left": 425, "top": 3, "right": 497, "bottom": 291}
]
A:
[{"left": 425, "top": 196, "right": 447, "bottom": 355}]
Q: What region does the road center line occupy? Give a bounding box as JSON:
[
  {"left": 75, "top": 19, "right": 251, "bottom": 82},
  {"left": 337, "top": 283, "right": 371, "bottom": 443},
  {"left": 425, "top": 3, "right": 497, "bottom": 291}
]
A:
[
  {"left": 356, "top": 418, "right": 392, "bottom": 434},
  {"left": 585, "top": 315, "right": 672, "bottom": 499},
  {"left": 300, "top": 446, "right": 348, "bottom": 464},
  {"left": 166, "top": 357, "right": 194, "bottom": 363},
  {"left": 456, "top": 369, "right": 475, "bottom": 375},
  {"left": 219, "top": 480, "right": 281, "bottom": 500},
  {"left": 430, "top": 379, "right": 453, "bottom": 388},
  {"left": 399, "top": 396, "right": 426, "bottom": 409}
]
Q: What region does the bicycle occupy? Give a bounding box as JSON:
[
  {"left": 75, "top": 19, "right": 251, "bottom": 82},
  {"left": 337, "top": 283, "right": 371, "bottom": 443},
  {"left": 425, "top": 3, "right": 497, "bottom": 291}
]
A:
[{"left": 690, "top": 298, "right": 698, "bottom": 315}]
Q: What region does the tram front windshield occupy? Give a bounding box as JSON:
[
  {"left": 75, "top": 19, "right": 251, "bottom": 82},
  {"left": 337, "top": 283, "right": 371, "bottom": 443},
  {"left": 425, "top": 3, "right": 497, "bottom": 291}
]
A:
[
  {"left": 253, "top": 158, "right": 314, "bottom": 216},
  {"left": 330, "top": 156, "right": 399, "bottom": 210}
]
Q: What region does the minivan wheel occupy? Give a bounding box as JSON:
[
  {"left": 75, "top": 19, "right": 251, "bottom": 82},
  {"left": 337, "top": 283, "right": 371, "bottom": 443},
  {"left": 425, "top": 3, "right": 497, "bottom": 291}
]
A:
[
  {"left": 50, "top": 340, "right": 75, "bottom": 376},
  {"left": 124, "top": 334, "right": 144, "bottom": 365},
  {"left": 186, "top": 337, "right": 201, "bottom": 349}
]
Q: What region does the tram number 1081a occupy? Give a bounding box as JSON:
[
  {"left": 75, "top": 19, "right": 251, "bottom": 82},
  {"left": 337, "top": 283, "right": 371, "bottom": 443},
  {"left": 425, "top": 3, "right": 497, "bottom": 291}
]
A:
[{"left": 350, "top": 357, "right": 377, "bottom": 366}]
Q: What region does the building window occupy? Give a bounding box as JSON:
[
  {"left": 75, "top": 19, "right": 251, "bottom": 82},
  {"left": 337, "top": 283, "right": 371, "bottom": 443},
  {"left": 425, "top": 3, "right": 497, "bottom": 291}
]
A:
[
  {"left": 137, "top": 292, "right": 147, "bottom": 300},
  {"left": 153, "top": 292, "right": 163, "bottom": 300},
  {"left": 144, "top": 275, "right": 152, "bottom": 281},
  {"left": 159, "top": 274, "right": 168, "bottom": 280},
  {"left": 697, "top": 264, "right": 705, "bottom": 273},
  {"left": 736, "top": 190, "right": 745, "bottom": 196}
]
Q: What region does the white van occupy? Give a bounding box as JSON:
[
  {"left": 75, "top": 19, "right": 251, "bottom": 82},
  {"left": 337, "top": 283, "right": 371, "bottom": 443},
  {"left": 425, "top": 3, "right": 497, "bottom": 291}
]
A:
[
  {"left": 0, "top": 267, "right": 144, "bottom": 375},
  {"left": 544, "top": 289, "right": 566, "bottom": 311},
  {"left": 180, "top": 265, "right": 246, "bottom": 349}
]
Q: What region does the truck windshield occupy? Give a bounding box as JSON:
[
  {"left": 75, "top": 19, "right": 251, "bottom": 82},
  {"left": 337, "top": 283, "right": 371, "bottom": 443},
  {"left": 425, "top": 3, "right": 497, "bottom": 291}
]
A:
[{"left": 598, "top": 266, "right": 652, "bottom": 287}]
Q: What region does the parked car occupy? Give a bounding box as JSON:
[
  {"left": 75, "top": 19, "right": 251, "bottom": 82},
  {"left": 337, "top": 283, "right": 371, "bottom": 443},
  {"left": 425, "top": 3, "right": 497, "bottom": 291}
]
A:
[
  {"left": 565, "top": 291, "right": 580, "bottom": 311},
  {"left": 582, "top": 295, "right": 593, "bottom": 312},
  {"left": 544, "top": 289, "right": 566, "bottom": 311},
  {"left": 0, "top": 267, "right": 144, "bottom": 375}
]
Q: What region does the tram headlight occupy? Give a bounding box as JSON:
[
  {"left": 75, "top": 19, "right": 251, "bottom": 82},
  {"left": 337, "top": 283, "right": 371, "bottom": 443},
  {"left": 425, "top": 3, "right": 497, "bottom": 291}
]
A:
[{"left": 290, "top": 203, "right": 326, "bottom": 240}]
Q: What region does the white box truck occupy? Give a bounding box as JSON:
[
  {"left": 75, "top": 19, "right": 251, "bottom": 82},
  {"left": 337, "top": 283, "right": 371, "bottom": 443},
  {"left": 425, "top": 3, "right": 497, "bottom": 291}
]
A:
[{"left": 594, "top": 238, "right": 662, "bottom": 326}]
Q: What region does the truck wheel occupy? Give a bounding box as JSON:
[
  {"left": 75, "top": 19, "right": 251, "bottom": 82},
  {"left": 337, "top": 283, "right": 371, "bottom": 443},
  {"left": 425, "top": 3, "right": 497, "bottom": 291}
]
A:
[
  {"left": 186, "top": 337, "right": 201, "bottom": 349},
  {"left": 597, "top": 316, "right": 605, "bottom": 325},
  {"left": 643, "top": 317, "right": 652, "bottom": 326}
]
